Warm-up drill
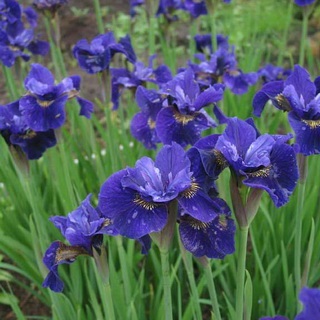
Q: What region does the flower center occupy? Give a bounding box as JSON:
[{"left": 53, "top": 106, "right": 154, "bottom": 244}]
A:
[
  {"left": 247, "top": 166, "right": 271, "bottom": 178},
  {"left": 213, "top": 149, "right": 228, "bottom": 170},
  {"left": 37, "top": 99, "right": 53, "bottom": 108},
  {"left": 55, "top": 244, "right": 88, "bottom": 263},
  {"left": 180, "top": 181, "right": 200, "bottom": 199},
  {"left": 185, "top": 216, "right": 210, "bottom": 230},
  {"left": 133, "top": 194, "right": 158, "bottom": 210},
  {"left": 148, "top": 118, "right": 156, "bottom": 129},
  {"left": 275, "top": 94, "right": 291, "bottom": 112},
  {"left": 301, "top": 119, "right": 320, "bottom": 129},
  {"left": 22, "top": 130, "right": 37, "bottom": 139},
  {"left": 173, "top": 109, "right": 196, "bottom": 125}
]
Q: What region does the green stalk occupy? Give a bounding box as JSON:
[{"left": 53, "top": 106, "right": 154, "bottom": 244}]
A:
[
  {"left": 299, "top": 7, "right": 309, "bottom": 66},
  {"left": 160, "top": 248, "right": 173, "bottom": 320},
  {"left": 294, "top": 181, "right": 307, "bottom": 310},
  {"left": 2, "top": 66, "right": 19, "bottom": 100},
  {"left": 180, "top": 243, "right": 202, "bottom": 319},
  {"left": 202, "top": 258, "right": 222, "bottom": 320},
  {"left": 104, "top": 281, "right": 116, "bottom": 320},
  {"left": 235, "top": 226, "right": 249, "bottom": 320},
  {"left": 93, "top": 0, "right": 104, "bottom": 34},
  {"left": 116, "top": 236, "right": 132, "bottom": 307}
]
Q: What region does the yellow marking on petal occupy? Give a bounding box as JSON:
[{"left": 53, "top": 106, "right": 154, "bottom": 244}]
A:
[
  {"left": 22, "top": 130, "right": 37, "bottom": 139},
  {"left": 186, "top": 216, "right": 210, "bottom": 230},
  {"left": 133, "top": 195, "right": 158, "bottom": 210},
  {"left": 181, "top": 181, "right": 200, "bottom": 199},
  {"left": 55, "top": 244, "right": 88, "bottom": 263},
  {"left": 247, "top": 166, "right": 271, "bottom": 178},
  {"left": 218, "top": 215, "right": 228, "bottom": 230},
  {"left": 148, "top": 118, "right": 156, "bottom": 129},
  {"left": 213, "top": 149, "right": 228, "bottom": 169},
  {"left": 275, "top": 94, "right": 291, "bottom": 112},
  {"left": 173, "top": 109, "right": 196, "bottom": 125},
  {"left": 37, "top": 99, "right": 53, "bottom": 108},
  {"left": 301, "top": 119, "right": 320, "bottom": 129},
  {"left": 102, "top": 218, "right": 112, "bottom": 228}
]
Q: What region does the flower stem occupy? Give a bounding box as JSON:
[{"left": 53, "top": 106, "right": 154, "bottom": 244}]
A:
[
  {"left": 294, "top": 178, "right": 307, "bottom": 312},
  {"left": 93, "top": 0, "right": 104, "bottom": 34},
  {"left": 235, "top": 226, "right": 249, "bottom": 320},
  {"left": 299, "top": 7, "right": 310, "bottom": 66},
  {"left": 202, "top": 258, "right": 222, "bottom": 320},
  {"left": 160, "top": 248, "right": 173, "bottom": 320}
]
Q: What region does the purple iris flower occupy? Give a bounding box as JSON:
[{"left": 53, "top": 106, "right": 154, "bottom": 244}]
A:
[
  {"left": 111, "top": 55, "right": 172, "bottom": 109},
  {"left": 258, "top": 64, "right": 292, "bottom": 84},
  {"left": 295, "top": 287, "right": 320, "bottom": 320},
  {"left": 98, "top": 143, "right": 192, "bottom": 239},
  {"left": 179, "top": 200, "right": 235, "bottom": 259},
  {"left": 184, "top": 0, "right": 207, "bottom": 18},
  {"left": 130, "top": 86, "right": 164, "bottom": 149},
  {"left": 19, "top": 63, "right": 93, "bottom": 132},
  {"left": 72, "top": 32, "right": 136, "bottom": 74},
  {"left": 156, "top": 68, "right": 224, "bottom": 147},
  {"left": 130, "top": 0, "right": 144, "bottom": 16},
  {"left": 32, "top": 0, "right": 68, "bottom": 14},
  {"left": 260, "top": 287, "right": 320, "bottom": 320},
  {"left": 0, "top": 20, "right": 49, "bottom": 67},
  {"left": 194, "top": 33, "right": 229, "bottom": 54},
  {"left": 190, "top": 46, "right": 257, "bottom": 94},
  {"left": 0, "top": 0, "right": 21, "bottom": 27},
  {"left": 43, "top": 194, "right": 117, "bottom": 292},
  {"left": 294, "top": 0, "right": 316, "bottom": 6},
  {"left": 156, "top": 0, "right": 185, "bottom": 20},
  {"left": 0, "top": 101, "right": 57, "bottom": 159},
  {"left": 215, "top": 117, "right": 299, "bottom": 207},
  {"left": 253, "top": 65, "right": 320, "bottom": 155}
]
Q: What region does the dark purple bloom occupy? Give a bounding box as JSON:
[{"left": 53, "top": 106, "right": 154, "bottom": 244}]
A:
[
  {"left": 0, "top": 0, "right": 21, "bottom": 27},
  {"left": 295, "top": 287, "right": 320, "bottom": 320},
  {"left": 72, "top": 32, "right": 136, "bottom": 74},
  {"left": 184, "top": 0, "right": 207, "bottom": 18},
  {"left": 42, "top": 195, "right": 117, "bottom": 292},
  {"left": 194, "top": 33, "right": 229, "bottom": 54},
  {"left": 130, "top": 0, "right": 144, "bottom": 16},
  {"left": 258, "top": 64, "right": 292, "bottom": 84},
  {"left": 156, "top": 68, "right": 223, "bottom": 146},
  {"left": 294, "top": 0, "right": 316, "bottom": 6},
  {"left": 253, "top": 65, "right": 320, "bottom": 155},
  {"left": 32, "top": 0, "right": 68, "bottom": 14},
  {"left": 130, "top": 86, "right": 164, "bottom": 149},
  {"left": 179, "top": 199, "right": 235, "bottom": 258},
  {"left": 98, "top": 143, "right": 192, "bottom": 239},
  {"left": 156, "top": 0, "right": 185, "bottom": 20},
  {"left": 111, "top": 55, "right": 171, "bottom": 109},
  {"left": 19, "top": 63, "right": 93, "bottom": 132},
  {"left": 0, "top": 101, "right": 57, "bottom": 159},
  {"left": 0, "top": 20, "right": 48, "bottom": 67},
  {"left": 214, "top": 117, "right": 298, "bottom": 207},
  {"left": 190, "top": 46, "right": 257, "bottom": 94}
]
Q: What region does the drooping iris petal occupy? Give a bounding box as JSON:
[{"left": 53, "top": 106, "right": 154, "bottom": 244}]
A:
[
  {"left": 42, "top": 241, "right": 87, "bottom": 293},
  {"left": 243, "top": 141, "right": 299, "bottom": 207},
  {"left": 10, "top": 129, "right": 56, "bottom": 159},
  {"left": 19, "top": 94, "right": 68, "bottom": 131},
  {"left": 98, "top": 170, "right": 168, "bottom": 239},
  {"left": 294, "top": 0, "right": 316, "bottom": 5},
  {"left": 179, "top": 202, "right": 235, "bottom": 258},
  {"left": 295, "top": 287, "right": 320, "bottom": 320},
  {"left": 156, "top": 106, "right": 215, "bottom": 146},
  {"left": 288, "top": 111, "right": 320, "bottom": 155},
  {"left": 252, "top": 81, "right": 285, "bottom": 117}
]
